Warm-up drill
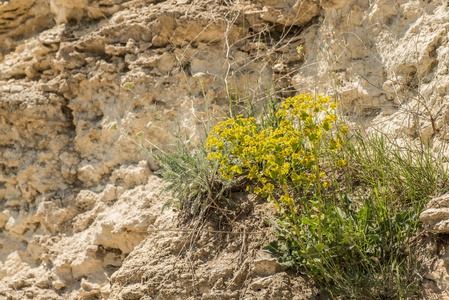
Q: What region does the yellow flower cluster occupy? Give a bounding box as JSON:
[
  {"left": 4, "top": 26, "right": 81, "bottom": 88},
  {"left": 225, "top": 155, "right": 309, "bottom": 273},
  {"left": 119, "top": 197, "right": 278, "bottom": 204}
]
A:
[{"left": 205, "top": 93, "right": 347, "bottom": 209}]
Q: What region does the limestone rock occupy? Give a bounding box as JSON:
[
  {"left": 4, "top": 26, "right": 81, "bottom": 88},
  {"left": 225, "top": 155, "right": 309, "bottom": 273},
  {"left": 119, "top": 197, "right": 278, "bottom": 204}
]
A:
[
  {"left": 2, "top": 0, "right": 449, "bottom": 298},
  {"left": 252, "top": 257, "right": 288, "bottom": 277},
  {"left": 421, "top": 194, "right": 449, "bottom": 233}
]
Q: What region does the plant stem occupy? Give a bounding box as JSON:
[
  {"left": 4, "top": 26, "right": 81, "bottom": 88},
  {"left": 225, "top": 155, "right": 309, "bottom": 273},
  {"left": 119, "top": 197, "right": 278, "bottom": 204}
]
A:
[{"left": 313, "top": 142, "right": 323, "bottom": 244}]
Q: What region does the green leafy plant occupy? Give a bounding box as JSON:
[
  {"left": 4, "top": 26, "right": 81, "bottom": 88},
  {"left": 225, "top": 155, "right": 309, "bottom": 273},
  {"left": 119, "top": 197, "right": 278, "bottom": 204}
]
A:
[
  {"left": 154, "top": 130, "right": 236, "bottom": 218},
  {"left": 268, "top": 129, "right": 447, "bottom": 298},
  {"left": 205, "top": 92, "right": 447, "bottom": 299},
  {"left": 266, "top": 189, "right": 422, "bottom": 299}
]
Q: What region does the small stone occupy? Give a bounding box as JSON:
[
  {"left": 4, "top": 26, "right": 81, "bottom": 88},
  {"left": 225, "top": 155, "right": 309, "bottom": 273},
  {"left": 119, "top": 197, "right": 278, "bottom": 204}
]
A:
[
  {"left": 0, "top": 210, "right": 10, "bottom": 228},
  {"left": 249, "top": 276, "right": 271, "bottom": 290},
  {"left": 35, "top": 277, "right": 50, "bottom": 288},
  {"left": 38, "top": 82, "right": 59, "bottom": 92},
  {"left": 9, "top": 85, "right": 23, "bottom": 93},
  {"left": 420, "top": 194, "right": 449, "bottom": 233},
  {"left": 253, "top": 258, "right": 287, "bottom": 277},
  {"left": 53, "top": 280, "right": 66, "bottom": 290},
  {"left": 120, "top": 283, "right": 144, "bottom": 300}
]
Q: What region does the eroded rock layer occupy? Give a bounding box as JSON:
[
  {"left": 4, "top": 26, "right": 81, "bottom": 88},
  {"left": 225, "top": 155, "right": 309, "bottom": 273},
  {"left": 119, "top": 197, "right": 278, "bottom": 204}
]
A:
[{"left": 1, "top": 0, "right": 449, "bottom": 299}]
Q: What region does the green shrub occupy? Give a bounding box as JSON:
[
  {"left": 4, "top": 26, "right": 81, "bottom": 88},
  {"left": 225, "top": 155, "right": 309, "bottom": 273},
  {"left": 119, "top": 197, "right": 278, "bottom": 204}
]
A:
[
  {"left": 266, "top": 188, "right": 422, "bottom": 299},
  {"left": 206, "top": 93, "right": 447, "bottom": 299},
  {"left": 155, "top": 134, "right": 236, "bottom": 218}
]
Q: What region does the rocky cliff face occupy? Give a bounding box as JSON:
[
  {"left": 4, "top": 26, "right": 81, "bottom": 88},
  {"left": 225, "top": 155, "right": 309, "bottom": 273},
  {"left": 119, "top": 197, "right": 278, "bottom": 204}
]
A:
[{"left": 1, "top": 0, "right": 449, "bottom": 299}]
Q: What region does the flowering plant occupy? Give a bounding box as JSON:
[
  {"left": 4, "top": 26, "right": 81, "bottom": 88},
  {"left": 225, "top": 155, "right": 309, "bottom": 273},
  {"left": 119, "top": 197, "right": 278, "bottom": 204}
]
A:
[{"left": 206, "top": 94, "right": 347, "bottom": 219}]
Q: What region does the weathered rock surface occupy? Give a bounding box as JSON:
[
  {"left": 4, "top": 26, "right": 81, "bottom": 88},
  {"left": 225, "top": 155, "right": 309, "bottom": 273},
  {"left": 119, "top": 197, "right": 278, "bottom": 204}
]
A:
[
  {"left": 2, "top": 0, "right": 449, "bottom": 299},
  {"left": 108, "top": 194, "right": 316, "bottom": 300},
  {"left": 421, "top": 194, "right": 449, "bottom": 233}
]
